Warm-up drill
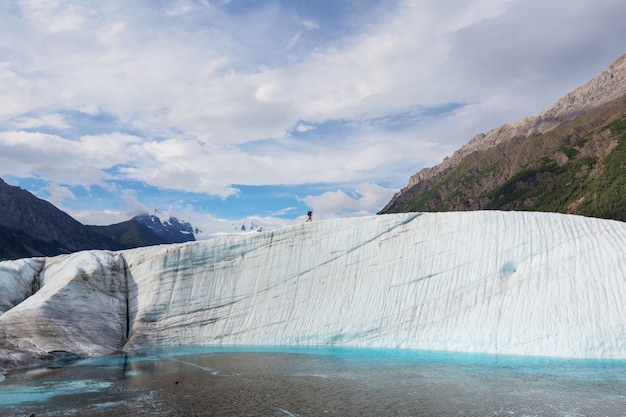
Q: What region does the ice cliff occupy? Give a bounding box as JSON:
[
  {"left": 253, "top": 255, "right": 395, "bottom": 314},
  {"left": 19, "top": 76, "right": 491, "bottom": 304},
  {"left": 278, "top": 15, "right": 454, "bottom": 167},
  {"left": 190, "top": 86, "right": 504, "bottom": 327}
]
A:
[{"left": 1, "top": 211, "right": 626, "bottom": 369}]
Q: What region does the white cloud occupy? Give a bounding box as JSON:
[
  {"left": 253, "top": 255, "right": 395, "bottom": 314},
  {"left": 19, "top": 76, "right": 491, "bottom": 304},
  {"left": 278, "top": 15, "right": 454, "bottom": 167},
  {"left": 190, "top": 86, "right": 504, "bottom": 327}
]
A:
[
  {"left": 166, "top": 0, "right": 195, "bottom": 16},
  {"left": 46, "top": 183, "right": 76, "bottom": 208},
  {"left": 299, "top": 183, "right": 396, "bottom": 219},
  {"left": 268, "top": 206, "right": 298, "bottom": 216},
  {"left": 18, "top": 0, "right": 91, "bottom": 34},
  {"left": 0, "top": 130, "right": 147, "bottom": 186},
  {"left": 119, "top": 189, "right": 150, "bottom": 217},
  {"left": 2, "top": 0, "right": 626, "bottom": 230},
  {"left": 299, "top": 19, "right": 319, "bottom": 31},
  {"left": 294, "top": 123, "right": 315, "bottom": 133},
  {"left": 284, "top": 32, "right": 302, "bottom": 51},
  {"left": 71, "top": 209, "right": 128, "bottom": 226},
  {"left": 8, "top": 114, "right": 70, "bottom": 130},
  {"left": 0, "top": 64, "right": 41, "bottom": 120}
]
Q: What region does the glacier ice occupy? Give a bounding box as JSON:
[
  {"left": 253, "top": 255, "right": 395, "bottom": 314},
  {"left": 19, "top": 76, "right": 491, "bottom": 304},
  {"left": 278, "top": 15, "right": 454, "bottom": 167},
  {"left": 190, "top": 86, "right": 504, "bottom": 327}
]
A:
[
  {"left": 1, "top": 211, "right": 626, "bottom": 369},
  {"left": 0, "top": 257, "right": 44, "bottom": 314},
  {"left": 0, "top": 251, "right": 129, "bottom": 368}
]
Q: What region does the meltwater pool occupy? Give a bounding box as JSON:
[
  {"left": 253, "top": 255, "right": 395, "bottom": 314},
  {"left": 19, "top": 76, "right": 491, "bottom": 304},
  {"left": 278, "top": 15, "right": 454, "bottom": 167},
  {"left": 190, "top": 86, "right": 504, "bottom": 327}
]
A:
[{"left": 1, "top": 346, "right": 625, "bottom": 416}]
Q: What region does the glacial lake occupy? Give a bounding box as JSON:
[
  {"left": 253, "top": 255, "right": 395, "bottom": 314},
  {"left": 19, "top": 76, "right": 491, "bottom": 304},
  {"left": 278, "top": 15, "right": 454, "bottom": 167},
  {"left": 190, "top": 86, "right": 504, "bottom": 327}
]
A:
[{"left": 1, "top": 346, "right": 625, "bottom": 416}]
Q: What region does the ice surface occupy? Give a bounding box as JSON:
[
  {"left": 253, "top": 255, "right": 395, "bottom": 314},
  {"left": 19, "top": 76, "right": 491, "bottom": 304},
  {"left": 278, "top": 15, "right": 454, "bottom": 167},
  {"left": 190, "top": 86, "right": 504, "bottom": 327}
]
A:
[
  {"left": 0, "top": 251, "right": 129, "bottom": 367},
  {"left": 1, "top": 211, "right": 626, "bottom": 369},
  {"left": 0, "top": 257, "right": 44, "bottom": 314}
]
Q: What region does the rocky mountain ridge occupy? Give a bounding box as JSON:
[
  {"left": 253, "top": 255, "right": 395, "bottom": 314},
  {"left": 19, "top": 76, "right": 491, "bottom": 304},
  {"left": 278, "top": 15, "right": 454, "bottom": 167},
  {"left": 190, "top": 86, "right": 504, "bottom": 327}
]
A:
[
  {"left": 132, "top": 213, "right": 196, "bottom": 244},
  {"left": 0, "top": 178, "right": 196, "bottom": 261},
  {"left": 380, "top": 54, "right": 626, "bottom": 218},
  {"left": 0, "top": 178, "right": 119, "bottom": 260}
]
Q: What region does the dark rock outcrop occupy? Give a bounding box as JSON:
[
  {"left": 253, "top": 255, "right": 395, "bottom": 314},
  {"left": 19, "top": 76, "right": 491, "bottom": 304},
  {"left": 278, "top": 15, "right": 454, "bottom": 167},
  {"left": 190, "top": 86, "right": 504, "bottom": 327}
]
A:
[{"left": 0, "top": 178, "right": 120, "bottom": 260}]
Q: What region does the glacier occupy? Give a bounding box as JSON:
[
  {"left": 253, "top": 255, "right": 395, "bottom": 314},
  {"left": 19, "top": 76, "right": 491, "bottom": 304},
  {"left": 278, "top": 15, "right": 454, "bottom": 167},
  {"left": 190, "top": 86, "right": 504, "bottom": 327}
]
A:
[{"left": 1, "top": 211, "right": 625, "bottom": 370}]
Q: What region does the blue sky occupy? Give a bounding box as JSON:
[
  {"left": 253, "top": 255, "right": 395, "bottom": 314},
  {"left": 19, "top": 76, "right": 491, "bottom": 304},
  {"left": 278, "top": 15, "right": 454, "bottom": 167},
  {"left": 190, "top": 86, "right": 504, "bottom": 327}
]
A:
[{"left": 1, "top": 0, "right": 626, "bottom": 236}]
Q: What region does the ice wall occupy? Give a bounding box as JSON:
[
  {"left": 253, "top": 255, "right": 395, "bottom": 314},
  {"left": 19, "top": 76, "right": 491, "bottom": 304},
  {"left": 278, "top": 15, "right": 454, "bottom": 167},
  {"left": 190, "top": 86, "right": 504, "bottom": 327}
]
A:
[
  {"left": 1, "top": 211, "right": 626, "bottom": 369},
  {"left": 0, "top": 251, "right": 129, "bottom": 368}
]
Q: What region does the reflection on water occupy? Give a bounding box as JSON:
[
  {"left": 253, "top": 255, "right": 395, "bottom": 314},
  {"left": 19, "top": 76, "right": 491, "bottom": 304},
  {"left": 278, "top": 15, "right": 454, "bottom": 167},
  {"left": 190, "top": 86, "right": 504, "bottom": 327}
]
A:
[{"left": 1, "top": 346, "right": 625, "bottom": 416}]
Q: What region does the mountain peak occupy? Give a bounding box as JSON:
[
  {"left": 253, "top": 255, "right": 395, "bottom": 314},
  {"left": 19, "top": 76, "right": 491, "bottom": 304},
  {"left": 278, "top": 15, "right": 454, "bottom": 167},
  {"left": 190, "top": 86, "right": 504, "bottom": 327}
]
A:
[
  {"left": 454, "top": 54, "right": 626, "bottom": 162},
  {"left": 132, "top": 213, "right": 195, "bottom": 244},
  {"left": 381, "top": 54, "right": 626, "bottom": 219}
]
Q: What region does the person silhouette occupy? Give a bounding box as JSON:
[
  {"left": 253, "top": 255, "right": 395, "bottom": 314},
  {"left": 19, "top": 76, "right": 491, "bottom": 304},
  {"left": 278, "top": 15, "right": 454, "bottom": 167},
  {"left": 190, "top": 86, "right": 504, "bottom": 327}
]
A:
[{"left": 306, "top": 211, "right": 313, "bottom": 222}]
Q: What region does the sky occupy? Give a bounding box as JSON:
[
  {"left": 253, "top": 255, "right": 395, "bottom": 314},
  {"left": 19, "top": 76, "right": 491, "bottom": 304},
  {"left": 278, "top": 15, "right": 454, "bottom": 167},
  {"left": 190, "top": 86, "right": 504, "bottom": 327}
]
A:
[{"left": 1, "top": 0, "right": 625, "bottom": 236}]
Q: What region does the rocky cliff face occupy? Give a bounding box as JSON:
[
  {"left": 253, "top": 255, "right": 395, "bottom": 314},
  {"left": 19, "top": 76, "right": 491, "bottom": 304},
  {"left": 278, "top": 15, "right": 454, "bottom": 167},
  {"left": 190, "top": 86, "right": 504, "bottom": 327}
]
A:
[{"left": 381, "top": 54, "right": 626, "bottom": 217}]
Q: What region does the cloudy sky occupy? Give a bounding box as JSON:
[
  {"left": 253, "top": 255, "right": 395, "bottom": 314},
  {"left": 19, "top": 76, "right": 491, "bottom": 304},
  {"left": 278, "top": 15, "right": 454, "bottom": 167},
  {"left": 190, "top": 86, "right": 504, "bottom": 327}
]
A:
[{"left": 1, "top": 0, "right": 625, "bottom": 236}]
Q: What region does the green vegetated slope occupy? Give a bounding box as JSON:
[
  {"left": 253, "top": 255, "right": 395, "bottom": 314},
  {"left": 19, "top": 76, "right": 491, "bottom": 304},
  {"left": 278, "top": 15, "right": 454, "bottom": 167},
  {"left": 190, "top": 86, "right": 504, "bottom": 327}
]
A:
[
  {"left": 86, "top": 220, "right": 165, "bottom": 249},
  {"left": 385, "top": 95, "right": 626, "bottom": 222}
]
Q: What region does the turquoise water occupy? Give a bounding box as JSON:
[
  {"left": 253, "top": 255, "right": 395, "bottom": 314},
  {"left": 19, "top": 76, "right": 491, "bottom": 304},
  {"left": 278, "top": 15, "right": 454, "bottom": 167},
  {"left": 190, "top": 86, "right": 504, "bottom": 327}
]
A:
[{"left": 1, "top": 347, "right": 625, "bottom": 416}]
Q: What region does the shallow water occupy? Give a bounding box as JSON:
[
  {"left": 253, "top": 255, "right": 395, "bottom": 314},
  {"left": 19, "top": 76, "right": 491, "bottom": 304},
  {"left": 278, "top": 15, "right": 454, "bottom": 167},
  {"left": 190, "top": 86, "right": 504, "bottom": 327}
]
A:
[{"left": 1, "top": 347, "right": 625, "bottom": 416}]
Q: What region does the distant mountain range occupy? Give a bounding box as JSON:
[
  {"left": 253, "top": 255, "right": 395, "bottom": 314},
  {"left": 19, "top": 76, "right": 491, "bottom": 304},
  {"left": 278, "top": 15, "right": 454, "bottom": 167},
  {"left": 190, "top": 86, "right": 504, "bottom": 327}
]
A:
[
  {"left": 380, "top": 54, "right": 626, "bottom": 222},
  {"left": 0, "top": 178, "right": 195, "bottom": 261},
  {"left": 87, "top": 214, "right": 196, "bottom": 249}
]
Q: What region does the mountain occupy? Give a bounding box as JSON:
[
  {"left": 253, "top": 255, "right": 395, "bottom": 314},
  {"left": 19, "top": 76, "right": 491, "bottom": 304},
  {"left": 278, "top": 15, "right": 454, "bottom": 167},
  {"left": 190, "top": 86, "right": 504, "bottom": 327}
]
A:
[
  {"left": 87, "top": 214, "right": 196, "bottom": 249},
  {"left": 132, "top": 213, "right": 196, "bottom": 244},
  {"left": 0, "top": 225, "right": 83, "bottom": 261},
  {"left": 0, "top": 178, "right": 197, "bottom": 260},
  {"left": 86, "top": 219, "right": 165, "bottom": 249},
  {"left": 1, "top": 212, "right": 625, "bottom": 370},
  {"left": 380, "top": 54, "right": 626, "bottom": 221},
  {"left": 0, "top": 178, "right": 121, "bottom": 260}
]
